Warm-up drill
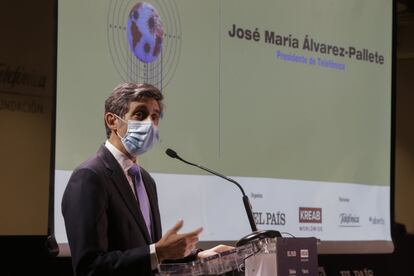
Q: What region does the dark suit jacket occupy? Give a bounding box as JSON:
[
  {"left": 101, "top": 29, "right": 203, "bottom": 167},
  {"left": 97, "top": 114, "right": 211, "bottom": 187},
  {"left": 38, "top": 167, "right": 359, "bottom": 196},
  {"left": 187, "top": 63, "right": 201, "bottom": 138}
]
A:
[{"left": 62, "top": 145, "right": 162, "bottom": 276}]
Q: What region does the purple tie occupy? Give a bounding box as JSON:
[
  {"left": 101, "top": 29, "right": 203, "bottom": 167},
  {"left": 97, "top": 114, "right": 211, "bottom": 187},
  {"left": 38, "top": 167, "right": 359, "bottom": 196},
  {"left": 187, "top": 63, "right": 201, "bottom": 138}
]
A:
[{"left": 128, "top": 164, "right": 152, "bottom": 239}]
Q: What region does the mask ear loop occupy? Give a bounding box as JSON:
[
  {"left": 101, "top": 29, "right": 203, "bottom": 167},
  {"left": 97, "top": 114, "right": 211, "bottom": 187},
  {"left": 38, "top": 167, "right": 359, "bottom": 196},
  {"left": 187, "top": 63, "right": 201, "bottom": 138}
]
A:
[
  {"left": 113, "top": 113, "right": 127, "bottom": 139},
  {"left": 113, "top": 113, "right": 126, "bottom": 122}
]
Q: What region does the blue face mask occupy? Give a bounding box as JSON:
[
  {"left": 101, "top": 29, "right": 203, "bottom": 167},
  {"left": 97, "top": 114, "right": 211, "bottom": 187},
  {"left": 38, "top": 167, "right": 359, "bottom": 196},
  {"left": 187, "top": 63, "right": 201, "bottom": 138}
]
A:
[{"left": 116, "top": 115, "right": 159, "bottom": 157}]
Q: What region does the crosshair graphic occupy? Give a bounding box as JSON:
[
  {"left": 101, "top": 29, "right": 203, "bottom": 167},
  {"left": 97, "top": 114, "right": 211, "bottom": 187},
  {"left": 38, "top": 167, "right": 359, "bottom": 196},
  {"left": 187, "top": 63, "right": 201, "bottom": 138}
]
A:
[{"left": 107, "top": 0, "right": 182, "bottom": 91}]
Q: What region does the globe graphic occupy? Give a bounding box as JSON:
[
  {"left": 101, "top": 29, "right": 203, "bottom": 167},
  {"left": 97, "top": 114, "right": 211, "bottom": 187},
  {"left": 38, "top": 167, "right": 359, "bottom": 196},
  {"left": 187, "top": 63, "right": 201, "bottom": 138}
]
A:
[{"left": 127, "top": 2, "right": 164, "bottom": 64}]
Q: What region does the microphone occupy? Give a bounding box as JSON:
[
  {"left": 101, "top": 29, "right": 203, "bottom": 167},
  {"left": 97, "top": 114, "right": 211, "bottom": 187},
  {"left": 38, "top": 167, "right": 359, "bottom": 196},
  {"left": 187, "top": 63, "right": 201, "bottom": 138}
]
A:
[{"left": 165, "top": 148, "right": 281, "bottom": 246}]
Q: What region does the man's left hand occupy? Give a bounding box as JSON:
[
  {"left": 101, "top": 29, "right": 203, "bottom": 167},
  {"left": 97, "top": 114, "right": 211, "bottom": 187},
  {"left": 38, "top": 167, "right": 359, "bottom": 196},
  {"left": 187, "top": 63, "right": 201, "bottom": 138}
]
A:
[{"left": 197, "top": 244, "right": 235, "bottom": 259}]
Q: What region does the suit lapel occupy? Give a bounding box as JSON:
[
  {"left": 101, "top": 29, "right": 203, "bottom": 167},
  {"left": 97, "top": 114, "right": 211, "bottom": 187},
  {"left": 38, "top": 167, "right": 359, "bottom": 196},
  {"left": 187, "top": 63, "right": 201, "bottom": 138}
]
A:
[{"left": 97, "top": 145, "right": 152, "bottom": 244}]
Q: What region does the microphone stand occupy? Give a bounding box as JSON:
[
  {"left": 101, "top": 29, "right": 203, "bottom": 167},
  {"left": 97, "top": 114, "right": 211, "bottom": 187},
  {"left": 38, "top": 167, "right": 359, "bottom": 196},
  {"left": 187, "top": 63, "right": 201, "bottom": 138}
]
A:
[{"left": 165, "top": 149, "right": 281, "bottom": 247}]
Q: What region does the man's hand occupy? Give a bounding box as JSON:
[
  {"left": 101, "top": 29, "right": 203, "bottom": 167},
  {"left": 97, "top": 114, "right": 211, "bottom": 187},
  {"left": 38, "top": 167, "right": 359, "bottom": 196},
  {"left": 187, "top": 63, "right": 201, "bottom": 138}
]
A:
[
  {"left": 197, "top": 244, "right": 235, "bottom": 259},
  {"left": 155, "top": 220, "right": 203, "bottom": 262}
]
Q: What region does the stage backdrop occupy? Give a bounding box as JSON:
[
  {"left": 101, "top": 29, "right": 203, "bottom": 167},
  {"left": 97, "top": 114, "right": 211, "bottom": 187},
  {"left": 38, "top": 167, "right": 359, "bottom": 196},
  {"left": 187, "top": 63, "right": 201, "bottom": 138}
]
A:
[{"left": 54, "top": 0, "right": 393, "bottom": 254}]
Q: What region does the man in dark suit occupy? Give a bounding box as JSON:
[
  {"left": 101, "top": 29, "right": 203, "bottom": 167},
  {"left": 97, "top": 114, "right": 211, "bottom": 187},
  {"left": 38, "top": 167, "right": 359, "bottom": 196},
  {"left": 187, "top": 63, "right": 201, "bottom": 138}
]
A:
[{"left": 62, "top": 83, "right": 225, "bottom": 275}]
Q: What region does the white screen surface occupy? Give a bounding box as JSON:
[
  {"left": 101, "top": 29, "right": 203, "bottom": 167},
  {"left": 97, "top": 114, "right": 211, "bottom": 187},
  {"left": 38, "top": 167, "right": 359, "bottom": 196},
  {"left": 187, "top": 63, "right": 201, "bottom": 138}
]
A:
[{"left": 54, "top": 0, "right": 393, "bottom": 254}]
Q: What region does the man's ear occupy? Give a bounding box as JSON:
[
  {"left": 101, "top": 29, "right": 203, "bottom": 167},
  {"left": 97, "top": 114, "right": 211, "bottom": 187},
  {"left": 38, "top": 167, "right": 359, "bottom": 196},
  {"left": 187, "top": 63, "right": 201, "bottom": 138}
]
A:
[{"left": 104, "top": 113, "right": 118, "bottom": 132}]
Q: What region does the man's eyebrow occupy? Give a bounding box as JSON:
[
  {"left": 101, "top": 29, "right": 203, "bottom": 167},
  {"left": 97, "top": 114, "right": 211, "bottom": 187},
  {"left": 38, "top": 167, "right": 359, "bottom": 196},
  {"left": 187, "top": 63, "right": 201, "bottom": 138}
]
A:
[
  {"left": 131, "top": 104, "right": 148, "bottom": 113},
  {"left": 131, "top": 104, "right": 160, "bottom": 116}
]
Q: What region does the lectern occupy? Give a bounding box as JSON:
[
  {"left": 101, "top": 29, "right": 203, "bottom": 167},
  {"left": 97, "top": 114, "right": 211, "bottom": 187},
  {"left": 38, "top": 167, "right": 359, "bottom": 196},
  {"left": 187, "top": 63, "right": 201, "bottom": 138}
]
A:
[{"left": 157, "top": 237, "right": 318, "bottom": 276}]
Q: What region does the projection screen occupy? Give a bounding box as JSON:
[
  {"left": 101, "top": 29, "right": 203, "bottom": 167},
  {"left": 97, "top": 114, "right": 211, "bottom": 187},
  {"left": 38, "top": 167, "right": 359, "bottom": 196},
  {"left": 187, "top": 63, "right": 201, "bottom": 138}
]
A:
[{"left": 54, "top": 0, "right": 394, "bottom": 254}]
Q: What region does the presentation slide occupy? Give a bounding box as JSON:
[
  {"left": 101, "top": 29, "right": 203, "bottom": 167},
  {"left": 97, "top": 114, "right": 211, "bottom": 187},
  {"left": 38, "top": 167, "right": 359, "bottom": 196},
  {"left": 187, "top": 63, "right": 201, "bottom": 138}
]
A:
[{"left": 54, "top": 0, "right": 393, "bottom": 253}]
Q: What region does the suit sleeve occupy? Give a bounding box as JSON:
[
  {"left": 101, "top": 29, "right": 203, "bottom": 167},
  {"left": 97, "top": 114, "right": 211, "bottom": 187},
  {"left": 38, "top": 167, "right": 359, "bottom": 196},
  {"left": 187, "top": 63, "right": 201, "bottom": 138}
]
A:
[{"left": 62, "top": 167, "right": 153, "bottom": 276}]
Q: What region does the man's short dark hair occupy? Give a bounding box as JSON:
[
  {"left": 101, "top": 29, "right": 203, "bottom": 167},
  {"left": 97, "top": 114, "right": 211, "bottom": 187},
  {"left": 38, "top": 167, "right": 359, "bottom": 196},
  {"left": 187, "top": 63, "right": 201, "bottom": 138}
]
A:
[{"left": 104, "top": 83, "right": 164, "bottom": 138}]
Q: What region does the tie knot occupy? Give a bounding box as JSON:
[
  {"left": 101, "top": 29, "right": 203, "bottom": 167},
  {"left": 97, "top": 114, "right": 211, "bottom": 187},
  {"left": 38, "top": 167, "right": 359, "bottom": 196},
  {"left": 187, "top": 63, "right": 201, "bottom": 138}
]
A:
[{"left": 128, "top": 164, "right": 140, "bottom": 177}]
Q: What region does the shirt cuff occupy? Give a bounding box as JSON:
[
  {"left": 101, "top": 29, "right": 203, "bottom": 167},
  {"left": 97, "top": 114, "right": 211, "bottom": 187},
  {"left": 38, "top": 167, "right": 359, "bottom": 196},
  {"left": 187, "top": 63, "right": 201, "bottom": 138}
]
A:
[{"left": 150, "top": 243, "right": 159, "bottom": 270}]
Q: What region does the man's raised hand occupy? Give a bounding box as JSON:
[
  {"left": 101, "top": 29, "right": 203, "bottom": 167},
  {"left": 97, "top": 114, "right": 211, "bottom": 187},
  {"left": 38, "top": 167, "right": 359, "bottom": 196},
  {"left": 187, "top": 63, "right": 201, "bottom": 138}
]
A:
[{"left": 155, "top": 220, "right": 203, "bottom": 261}]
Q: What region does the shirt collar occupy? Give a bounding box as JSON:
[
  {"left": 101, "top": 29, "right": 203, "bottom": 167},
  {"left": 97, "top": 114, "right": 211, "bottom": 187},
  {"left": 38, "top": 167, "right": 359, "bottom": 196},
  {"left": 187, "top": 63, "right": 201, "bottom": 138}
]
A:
[{"left": 105, "top": 140, "right": 136, "bottom": 172}]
